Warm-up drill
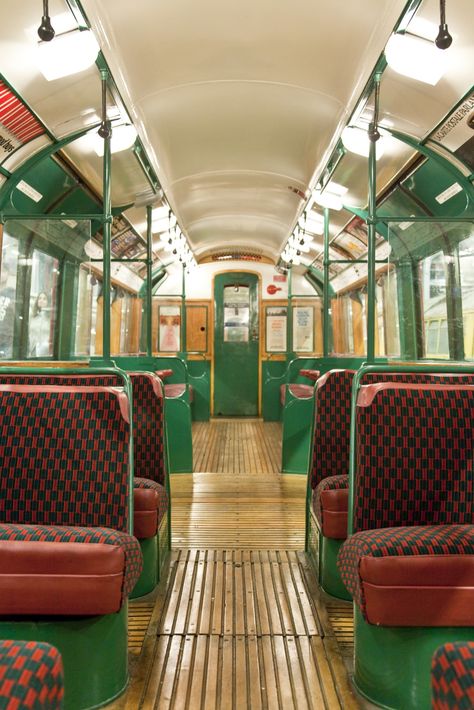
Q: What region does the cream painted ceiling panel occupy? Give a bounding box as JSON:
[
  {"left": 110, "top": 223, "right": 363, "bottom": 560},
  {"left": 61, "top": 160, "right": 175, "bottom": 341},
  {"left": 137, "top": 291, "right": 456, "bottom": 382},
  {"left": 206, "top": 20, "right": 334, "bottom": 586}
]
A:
[{"left": 82, "top": 0, "right": 406, "bottom": 260}]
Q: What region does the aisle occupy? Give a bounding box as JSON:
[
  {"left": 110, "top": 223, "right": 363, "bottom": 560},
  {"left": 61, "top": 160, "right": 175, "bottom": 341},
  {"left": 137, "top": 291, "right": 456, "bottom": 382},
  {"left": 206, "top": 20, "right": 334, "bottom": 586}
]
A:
[{"left": 107, "top": 420, "right": 357, "bottom": 709}]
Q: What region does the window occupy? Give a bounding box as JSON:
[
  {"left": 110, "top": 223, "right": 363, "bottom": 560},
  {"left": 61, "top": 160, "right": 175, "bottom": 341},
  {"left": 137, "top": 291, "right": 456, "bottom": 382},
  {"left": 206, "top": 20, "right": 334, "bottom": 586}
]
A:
[
  {"left": 420, "top": 251, "right": 448, "bottom": 358},
  {"left": 0, "top": 233, "right": 19, "bottom": 359},
  {"left": 75, "top": 267, "right": 101, "bottom": 356},
  {"left": 28, "top": 249, "right": 59, "bottom": 358},
  {"left": 458, "top": 233, "right": 474, "bottom": 358}
]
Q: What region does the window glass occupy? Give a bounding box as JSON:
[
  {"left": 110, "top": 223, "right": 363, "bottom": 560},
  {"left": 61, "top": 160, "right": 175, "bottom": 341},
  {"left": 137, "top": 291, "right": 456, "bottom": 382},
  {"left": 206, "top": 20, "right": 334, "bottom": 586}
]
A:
[
  {"left": 458, "top": 233, "right": 474, "bottom": 359},
  {"left": 75, "top": 267, "right": 101, "bottom": 356},
  {"left": 0, "top": 233, "right": 19, "bottom": 359},
  {"left": 377, "top": 269, "right": 400, "bottom": 358},
  {"left": 28, "top": 249, "right": 59, "bottom": 358},
  {"left": 223, "top": 285, "right": 249, "bottom": 343},
  {"left": 420, "top": 251, "right": 448, "bottom": 357}
]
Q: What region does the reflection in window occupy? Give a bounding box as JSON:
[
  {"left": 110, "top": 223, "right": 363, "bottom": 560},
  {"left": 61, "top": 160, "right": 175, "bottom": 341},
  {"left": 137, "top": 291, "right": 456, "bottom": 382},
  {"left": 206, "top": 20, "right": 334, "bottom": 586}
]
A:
[
  {"left": 0, "top": 233, "right": 18, "bottom": 359},
  {"left": 458, "top": 234, "right": 474, "bottom": 359},
  {"left": 75, "top": 267, "right": 101, "bottom": 356},
  {"left": 420, "top": 251, "right": 448, "bottom": 357},
  {"left": 376, "top": 270, "right": 400, "bottom": 358},
  {"left": 28, "top": 249, "right": 58, "bottom": 358}
]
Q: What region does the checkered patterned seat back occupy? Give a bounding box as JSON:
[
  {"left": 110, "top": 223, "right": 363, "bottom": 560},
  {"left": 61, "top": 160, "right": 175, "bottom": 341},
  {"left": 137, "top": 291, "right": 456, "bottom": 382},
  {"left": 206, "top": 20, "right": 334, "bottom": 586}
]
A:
[
  {"left": 353, "top": 384, "right": 474, "bottom": 533},
  {"left": 129, "top": 373, "right": 165, "bottom": 485},
  {"left": 310, "top": 370, "right": 474, "bottom": 491},
  {"left": 0, "top": 372, "right": 166, "bottom": 485},
  {"left": 432, "top": 641, "right": 474, "bottom": 710},
  {"left": 0, "top": 387, "right": 130, "bottom": 532},
  {"left": 0, "top": 640, "right": 64, "bottom": 710},
  {"left": 311, "top": 370, "right": 355, "bottom": 489}
]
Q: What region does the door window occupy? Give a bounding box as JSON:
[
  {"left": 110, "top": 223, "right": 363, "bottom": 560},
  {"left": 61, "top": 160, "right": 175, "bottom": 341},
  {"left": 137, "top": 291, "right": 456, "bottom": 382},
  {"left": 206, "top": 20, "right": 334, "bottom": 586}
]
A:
[{"left": 223, "top": 285, "right": 250, "bottom": 342}]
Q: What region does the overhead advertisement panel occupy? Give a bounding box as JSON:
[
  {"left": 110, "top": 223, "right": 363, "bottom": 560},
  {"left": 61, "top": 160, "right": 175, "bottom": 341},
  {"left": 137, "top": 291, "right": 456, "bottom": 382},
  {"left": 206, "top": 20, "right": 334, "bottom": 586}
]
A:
[
  {"left": 0, "top": 77, "right": 45, "bottom": 164},
  {"left": 430, "top": 91, "right": 474, "bottom": 171}
]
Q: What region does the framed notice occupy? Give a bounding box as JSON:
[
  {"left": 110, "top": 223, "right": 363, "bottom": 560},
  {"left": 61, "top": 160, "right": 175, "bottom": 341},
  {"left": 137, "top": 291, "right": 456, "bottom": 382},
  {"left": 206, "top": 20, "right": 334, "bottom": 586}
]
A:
[
  {"left": 159, "top": 306, "right": 181, "bottom": 351},
  {"left": 265, "top": 306, "right": 287, "bottom": 352},
  {"left": 293, "top": 306, "right": 314, "bottom": 352}
]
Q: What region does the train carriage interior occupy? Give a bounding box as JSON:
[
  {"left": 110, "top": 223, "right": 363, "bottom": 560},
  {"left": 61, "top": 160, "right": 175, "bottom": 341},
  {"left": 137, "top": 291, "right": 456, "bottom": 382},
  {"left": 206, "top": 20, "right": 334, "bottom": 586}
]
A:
[{"left": 0, "top": 0, "right": 473, "bottom": 708}]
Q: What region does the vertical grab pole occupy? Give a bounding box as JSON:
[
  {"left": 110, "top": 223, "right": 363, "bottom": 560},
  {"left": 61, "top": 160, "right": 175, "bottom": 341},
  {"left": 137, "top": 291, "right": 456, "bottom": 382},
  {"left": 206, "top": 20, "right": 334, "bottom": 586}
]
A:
[
  {"left": 101, "top": 70, "right": 112, "bottom": 363},
  {"left": 366, "top": 73, "right": 380, "bottom": 364},
  {"left": 323, "top": 207, "right": 330, "bottom": 357},
  {"left": 287, "top": 265, "right": 293, "bottom": 356},
  {"left": 146, "top": 204, "right": 153, "bottom": 356},
  {"left": 181, "top": 263, "right": 187, "bottom": 355}
]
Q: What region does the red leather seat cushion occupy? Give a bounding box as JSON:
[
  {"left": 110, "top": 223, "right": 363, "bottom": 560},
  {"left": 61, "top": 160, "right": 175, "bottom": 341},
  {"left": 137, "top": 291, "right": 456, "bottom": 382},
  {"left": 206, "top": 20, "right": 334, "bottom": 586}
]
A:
[
  {"left": 360, "top": 555, "right": 474, "bottom": 626},
  {"left": 0, "top": 541, "right": 125, "bottom": 615},
  {"left": 133, "top": 487, "right": 159, "bottom": 539},
  {"left": 318, "top": 488, "right": 348, "bottom": 539}
]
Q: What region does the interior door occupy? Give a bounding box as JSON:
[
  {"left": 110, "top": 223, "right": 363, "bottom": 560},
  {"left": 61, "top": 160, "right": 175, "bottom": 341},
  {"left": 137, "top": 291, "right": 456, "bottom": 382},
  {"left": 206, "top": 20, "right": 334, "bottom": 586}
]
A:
[{"left": 214, "top": 272, "right": 259, "bottom": 416}]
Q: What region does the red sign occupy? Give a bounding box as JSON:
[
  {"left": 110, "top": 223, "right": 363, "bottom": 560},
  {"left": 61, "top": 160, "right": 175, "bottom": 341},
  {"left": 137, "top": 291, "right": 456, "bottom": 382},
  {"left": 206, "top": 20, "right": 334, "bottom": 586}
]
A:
[
  {"left": 273, "top": 274, "right": 287, "bottom": 282},
  {"left": 267, "top": 284, "right": 282, "bottom": 295}
]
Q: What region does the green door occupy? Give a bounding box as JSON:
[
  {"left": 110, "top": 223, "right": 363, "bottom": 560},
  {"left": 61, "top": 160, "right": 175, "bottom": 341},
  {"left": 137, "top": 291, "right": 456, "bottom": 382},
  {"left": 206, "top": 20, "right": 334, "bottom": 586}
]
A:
[{"left": 214, "top": 272, "right": 259, "bottom": 416}]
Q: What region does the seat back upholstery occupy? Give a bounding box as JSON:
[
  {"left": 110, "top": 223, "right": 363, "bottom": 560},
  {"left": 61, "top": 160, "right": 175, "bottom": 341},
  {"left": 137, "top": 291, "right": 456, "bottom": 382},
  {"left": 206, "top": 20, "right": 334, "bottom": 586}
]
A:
[
  {"left": 310, "top": 369, "right": 474, "bottom": 490},
  {"left": 310, "top": 370, "right": 356, "bottom": 489},
  {"left": 0, "top": 385, "right": 130, "bottom": 533},
  {"left": 0, "top": 371, "right": 166, "bottom": 485},
  {"left": 353, "top": 383, "right": 474, "bottom": 533},
  {"left": 128, "top": 372, "right": 165, "bottom": 485}
]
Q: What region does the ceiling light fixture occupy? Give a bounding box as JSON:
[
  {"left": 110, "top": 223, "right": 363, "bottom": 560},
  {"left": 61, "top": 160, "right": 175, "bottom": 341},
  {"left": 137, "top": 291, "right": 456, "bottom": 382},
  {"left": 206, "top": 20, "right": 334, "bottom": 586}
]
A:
[
  {"left": 384, "top": 32, "right": 446, "bottom": 85},
  {"left": 312, "top": 189, "right": 343, "bottom": 211},
  {"left": 93, "top": 124, "right": 137, "bottom": 155},
  {"left": 341, "top": 126, "right": 385, "bottom": 159},
  {"left": 38, "top": 28, "right": 100, "bottom": 81}
]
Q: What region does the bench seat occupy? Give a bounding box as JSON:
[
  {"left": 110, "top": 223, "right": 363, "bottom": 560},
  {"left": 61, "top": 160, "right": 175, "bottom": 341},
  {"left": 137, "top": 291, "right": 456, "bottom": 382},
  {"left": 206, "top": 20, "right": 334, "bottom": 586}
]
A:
[
  {"left": 0, "top": 524, "right": 142, "bottom": 616},
  {"left": 0, "top": 640, "right": 64, "bottom": 710},
  {"left": 338, "top": 524, "right": 474, "bottom": 626}
]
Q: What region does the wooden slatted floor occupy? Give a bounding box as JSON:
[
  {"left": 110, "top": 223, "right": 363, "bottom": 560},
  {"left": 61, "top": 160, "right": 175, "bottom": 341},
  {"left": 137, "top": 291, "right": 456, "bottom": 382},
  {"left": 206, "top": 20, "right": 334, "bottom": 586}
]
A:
[
  {"left": 170, "top": 473, "right": 307, "bottom": 550},
  {"left": 107, "top": 420, "right": 358, "bottom": 709},
  {"left": 192, "top": 420, "right": 282, "bottom": 474}
]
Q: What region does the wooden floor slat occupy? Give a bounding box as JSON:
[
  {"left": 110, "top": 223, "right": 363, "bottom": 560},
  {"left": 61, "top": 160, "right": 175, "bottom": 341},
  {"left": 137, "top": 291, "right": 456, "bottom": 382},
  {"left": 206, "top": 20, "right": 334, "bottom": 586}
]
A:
[{"left": 192, "top": 419, "right": 282, "bottom": 474}]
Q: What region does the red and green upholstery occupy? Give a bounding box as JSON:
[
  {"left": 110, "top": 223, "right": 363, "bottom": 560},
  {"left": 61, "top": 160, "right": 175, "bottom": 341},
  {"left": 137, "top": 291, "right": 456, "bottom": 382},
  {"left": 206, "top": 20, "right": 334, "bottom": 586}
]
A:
[
  {"left": 336, "top": 381, "right": 474, "bottom": 710},
  {"left": 313, "top": 474, "right": 349, "bottom": 539},
  {"left": 0, "top": 640, "right": 64, "bottom": 710},
  {"left": 0, "top": 383, "right": 140, "bottom": 708},
  {"left": 338, "top": 524, "right": 474, "bottom": 626},
  {"left": 0, "top": 371, "right": 170, "bottom": 537},
  {"left": 0, "top": 385, "right": 141, "bottom": 613},
  {"left": 310, "top": 370, "right": 356, "bottom": 491},
  {"left": 432, "top": 642, "right": 474, "bottom": 710},
  {"left": 0, "top": 386, "right": 130, "bottom": 532},
  {"left": 0, "top": 524, "right": 142, "bottom": 614},
  {"left": 352, "top": 384, "right": 474, "bottom": 534},
  {"left": 133, "top": 478, "right": 168, "bottom": 537}
]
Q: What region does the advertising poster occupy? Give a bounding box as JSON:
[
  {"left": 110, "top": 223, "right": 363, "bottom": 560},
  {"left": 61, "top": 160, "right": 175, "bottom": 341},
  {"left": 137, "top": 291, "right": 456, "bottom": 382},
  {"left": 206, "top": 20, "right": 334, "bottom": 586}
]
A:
[
  {"left": 266, "top": 306, "right": 287, "bottom": 352},
  {"left": 293, "top": 306, "right": 314, "bottom": 352},
  {"left": 159, "top": 306, "right": 181, "bottom": 351}
]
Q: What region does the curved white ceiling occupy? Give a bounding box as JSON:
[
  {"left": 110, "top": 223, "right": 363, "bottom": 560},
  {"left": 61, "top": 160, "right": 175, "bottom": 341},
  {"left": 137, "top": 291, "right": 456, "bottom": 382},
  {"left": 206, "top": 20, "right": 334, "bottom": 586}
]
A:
[{"left": 80, "top": 0, "right": 407, "bottom": 260}]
